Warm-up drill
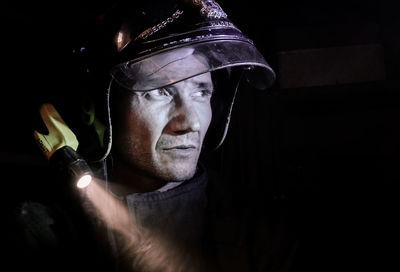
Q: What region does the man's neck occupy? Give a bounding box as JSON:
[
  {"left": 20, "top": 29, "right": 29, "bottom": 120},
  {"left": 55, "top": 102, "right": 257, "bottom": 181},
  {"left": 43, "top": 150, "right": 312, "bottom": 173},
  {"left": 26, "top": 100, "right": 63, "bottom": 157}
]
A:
[{"left": 108, "top": 159, "right": 168, "bottom": 196}]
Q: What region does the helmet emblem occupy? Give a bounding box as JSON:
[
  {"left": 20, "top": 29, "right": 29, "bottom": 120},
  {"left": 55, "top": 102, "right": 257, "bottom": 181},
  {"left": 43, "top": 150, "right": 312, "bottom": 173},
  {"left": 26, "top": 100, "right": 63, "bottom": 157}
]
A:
[
  {"left": 192, "top": 0, "right": 227, "bottom": 19},
  {"left": 134, "top": 9, "right": 184, "bottom": 42}
]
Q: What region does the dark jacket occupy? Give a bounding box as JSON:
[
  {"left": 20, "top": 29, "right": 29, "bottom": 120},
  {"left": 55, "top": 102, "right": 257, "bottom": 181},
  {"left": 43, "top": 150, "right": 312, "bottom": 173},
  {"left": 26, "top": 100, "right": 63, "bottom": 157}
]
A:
[{"left": 3, "top": 163, "right": 298, "bottom": 272}]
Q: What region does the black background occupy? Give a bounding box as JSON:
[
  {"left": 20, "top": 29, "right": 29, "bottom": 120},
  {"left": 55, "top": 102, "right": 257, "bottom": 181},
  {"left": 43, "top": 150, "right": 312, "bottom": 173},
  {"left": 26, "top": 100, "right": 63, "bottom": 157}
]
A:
[{"left": 2, "top": 0, "right": 399, "bottom": 270}]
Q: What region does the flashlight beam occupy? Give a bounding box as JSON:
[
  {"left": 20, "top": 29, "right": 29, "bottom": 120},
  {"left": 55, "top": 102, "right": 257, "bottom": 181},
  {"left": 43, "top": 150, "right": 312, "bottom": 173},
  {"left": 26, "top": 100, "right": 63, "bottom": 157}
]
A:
[{"left": 81, "top": 179, "right": 196, "bottom": 272}]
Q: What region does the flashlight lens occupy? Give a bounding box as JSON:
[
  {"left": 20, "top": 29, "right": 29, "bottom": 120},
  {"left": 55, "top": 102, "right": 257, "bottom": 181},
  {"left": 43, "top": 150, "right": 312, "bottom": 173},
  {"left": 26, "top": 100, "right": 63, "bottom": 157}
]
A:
[{"left": 77, "top": 174, "right": 92, "bottom": 189}]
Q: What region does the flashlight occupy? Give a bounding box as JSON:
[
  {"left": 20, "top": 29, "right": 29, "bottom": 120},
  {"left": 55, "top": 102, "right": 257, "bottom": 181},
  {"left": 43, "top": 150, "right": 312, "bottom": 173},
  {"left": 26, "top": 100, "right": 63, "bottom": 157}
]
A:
[
  {"left": 34, "top": 103, "right": 93, "bottom": 189},
  {"left": 50, "top": 146, "right": 93, "bottom": 189}
]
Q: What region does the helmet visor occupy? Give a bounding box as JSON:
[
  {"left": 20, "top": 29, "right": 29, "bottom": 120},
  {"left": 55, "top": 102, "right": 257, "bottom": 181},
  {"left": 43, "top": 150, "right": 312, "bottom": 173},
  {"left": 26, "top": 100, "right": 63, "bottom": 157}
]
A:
[{"left": 110, "top": 39, "right": 275, "bottom": 91}]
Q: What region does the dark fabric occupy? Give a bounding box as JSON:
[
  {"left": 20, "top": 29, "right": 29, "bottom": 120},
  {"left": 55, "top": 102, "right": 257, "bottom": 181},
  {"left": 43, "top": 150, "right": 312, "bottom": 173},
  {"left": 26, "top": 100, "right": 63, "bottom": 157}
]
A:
[
  {"left": 108, "top": 168, "right": 209, "bottom": 271},
  {"left": 4, "top": 164, "right": 298, "bottom": 272},
  {"left": 124, "top": 168, "right": 208, "bottom": 244}
]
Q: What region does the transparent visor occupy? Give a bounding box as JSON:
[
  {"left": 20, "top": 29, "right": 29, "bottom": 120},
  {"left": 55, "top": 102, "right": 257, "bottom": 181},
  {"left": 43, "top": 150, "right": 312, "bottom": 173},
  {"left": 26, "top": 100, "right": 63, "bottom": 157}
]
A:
[{"left": 110, "top": 39, "right": 275, "bottom": 91}]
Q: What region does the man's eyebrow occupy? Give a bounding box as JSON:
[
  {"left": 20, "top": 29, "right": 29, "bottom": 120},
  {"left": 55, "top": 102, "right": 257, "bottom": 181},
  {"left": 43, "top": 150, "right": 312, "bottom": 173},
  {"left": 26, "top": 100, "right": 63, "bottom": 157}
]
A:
[
  {"left": 165, "top": 77, "right": 214, "bottom": 92},
  {"left": 193, "top": 81, "right": 214, "bottom": 90}
]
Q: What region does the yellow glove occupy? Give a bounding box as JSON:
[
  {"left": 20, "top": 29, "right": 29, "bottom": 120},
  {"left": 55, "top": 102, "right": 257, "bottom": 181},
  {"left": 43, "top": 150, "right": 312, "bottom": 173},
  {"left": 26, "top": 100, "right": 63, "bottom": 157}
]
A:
[{"left": 33, "top": 103, "right": 79, "bottom": 160}]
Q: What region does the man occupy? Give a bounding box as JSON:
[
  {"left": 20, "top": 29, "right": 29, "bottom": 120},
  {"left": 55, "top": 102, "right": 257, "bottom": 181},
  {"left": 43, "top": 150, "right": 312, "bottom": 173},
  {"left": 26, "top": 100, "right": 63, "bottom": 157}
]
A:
[
  {"left": 109, "top": 48, "right": 214, "bottom": 194},
  {"left": 9, "top": 1, "right": 297, "bottom": 271}
]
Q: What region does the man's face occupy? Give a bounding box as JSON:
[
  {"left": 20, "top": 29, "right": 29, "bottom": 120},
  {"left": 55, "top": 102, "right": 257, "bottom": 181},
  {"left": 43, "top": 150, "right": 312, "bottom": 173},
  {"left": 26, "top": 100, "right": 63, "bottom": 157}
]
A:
[{"left": 112, "top": 72, "right": 213, "bottom": 183}]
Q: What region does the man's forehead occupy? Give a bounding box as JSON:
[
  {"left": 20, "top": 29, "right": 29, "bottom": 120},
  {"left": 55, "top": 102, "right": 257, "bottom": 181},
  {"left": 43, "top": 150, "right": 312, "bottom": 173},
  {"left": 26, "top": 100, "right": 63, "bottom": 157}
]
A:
[
  {"left": 166, "top": 72, "right": 213, "bottom": 90},
  {"left": 129, "top": 48, "right": 210, "bottom": 91}
]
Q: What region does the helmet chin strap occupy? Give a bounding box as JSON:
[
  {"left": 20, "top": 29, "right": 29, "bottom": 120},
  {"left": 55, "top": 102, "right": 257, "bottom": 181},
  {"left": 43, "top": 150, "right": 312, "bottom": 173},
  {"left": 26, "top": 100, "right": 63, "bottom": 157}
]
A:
[
  {"left": 98, "top": 77, "right": 114, "bottom": 162},
  {"left": 102, "top": 70, "right": 245, "bottom": 161},
  {"left": 213, "top": 69, "right": 244, "bottom": 150}
]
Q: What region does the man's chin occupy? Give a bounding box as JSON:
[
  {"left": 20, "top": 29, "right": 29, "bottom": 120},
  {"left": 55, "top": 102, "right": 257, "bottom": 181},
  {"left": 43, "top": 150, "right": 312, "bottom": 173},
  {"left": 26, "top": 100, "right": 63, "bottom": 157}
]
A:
[
  {"left": 155, "top": 153, "right": 200, "bottom": 182},
  {"left": 157, "top": 163, "right": 198, "bottom": 182}
]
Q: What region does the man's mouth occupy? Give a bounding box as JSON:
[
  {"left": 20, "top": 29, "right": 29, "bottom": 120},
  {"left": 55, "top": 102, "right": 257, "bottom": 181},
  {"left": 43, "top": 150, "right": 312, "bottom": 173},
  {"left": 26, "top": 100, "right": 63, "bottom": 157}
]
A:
[
  {"left": 161, "top": 145, "right": 198, "bottom": 158},
  {"left": 163, "top": 145, "right": 197, "bottom": 151}
]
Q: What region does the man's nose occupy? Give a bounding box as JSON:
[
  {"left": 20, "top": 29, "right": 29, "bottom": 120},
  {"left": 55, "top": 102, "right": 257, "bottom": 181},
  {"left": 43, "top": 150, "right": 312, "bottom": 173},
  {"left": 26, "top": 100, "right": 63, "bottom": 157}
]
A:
[{"left": 165, "top": 98, "right": 201, "bottom": 135}]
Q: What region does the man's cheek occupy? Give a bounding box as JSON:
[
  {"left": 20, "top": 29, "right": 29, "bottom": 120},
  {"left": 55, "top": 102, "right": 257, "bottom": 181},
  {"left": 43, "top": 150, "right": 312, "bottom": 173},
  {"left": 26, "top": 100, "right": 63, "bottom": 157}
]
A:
[{"left": 199, "top": 106, "right": 212, "bottom": 138}]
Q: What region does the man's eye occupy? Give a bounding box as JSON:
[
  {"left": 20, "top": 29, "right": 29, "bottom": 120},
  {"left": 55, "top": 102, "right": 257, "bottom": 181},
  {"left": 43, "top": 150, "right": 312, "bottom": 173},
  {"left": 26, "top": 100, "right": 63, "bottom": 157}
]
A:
[
  {"left": 144, "top": 88, "right": 171, "bottom": 100},
  {"left": 193, "top": 89, "right": 214, "bottom": 98}
]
